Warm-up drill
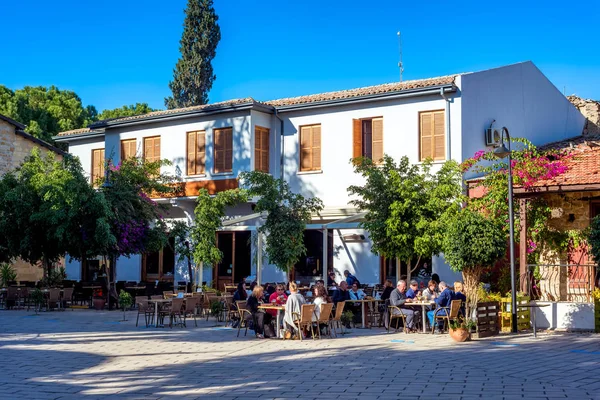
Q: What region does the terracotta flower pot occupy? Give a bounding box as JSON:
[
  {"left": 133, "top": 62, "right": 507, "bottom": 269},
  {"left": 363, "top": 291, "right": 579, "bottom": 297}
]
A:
[
  {"left": 93, "top": 298, "right": 105, "bottom": 310},
  {"left": 449, "top": 328, "right": 471, "bottom": 342}
]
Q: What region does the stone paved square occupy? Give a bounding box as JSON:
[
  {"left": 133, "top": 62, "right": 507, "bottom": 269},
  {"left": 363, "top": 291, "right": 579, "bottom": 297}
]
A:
[{"left": 1, "top": 309, "right": 599, "bottom": 399}]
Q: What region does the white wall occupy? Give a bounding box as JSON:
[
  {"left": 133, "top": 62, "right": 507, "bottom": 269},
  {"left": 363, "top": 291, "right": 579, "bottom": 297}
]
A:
[
  {"left": 115, "top": 255, "right": 141, "bottom": 282},
  {"left": 460, "top": 61, "right": 585, "bottom": 180},
  {"left": 332, "top": 229, "right": 379, "bottom": 284},
  {"left": 432, "top": 254, "right": 463, "bottom": 284},
  {"left": 281, "top": 93, "right": 462, "bottom": 208},
  {"left": 533, "top": 301, "right": 595, "bottom": 331},
  {"left": 66, "top": 137, "right": 105, "bottom": 182}
]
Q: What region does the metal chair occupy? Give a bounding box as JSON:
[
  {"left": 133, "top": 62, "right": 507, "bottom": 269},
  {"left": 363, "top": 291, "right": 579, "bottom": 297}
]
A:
[
  {"left": 293, "top": 304, "right": 316, "bottom": 341},
  {"left": 183, "top": 296, "right": 199, "bottom": 327},
  {"left": 388, "top": 305, "right": 409, "bottom": 334},
  {"left": 315, "top": 303, "right": 334, "bottom": 339},
  {"left": 330, "top": 301, "right": 346, "bottom": 337},
  {"left": 431, "top": 299, "right": 462, "bottom": 334},
  {"left": 235, "top": 301, "right": 252, "bottom": 337}
]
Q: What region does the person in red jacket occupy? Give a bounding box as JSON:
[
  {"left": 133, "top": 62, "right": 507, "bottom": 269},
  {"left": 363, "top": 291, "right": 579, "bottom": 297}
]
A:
[{"left": 267, "top": 284, "right": 288, "bottom": 318}]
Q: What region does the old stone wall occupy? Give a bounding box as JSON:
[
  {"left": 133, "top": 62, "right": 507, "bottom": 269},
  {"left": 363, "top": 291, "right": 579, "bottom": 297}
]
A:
[
  {"left": 0, "top": 120, "right": 16, "bottom": 175},
  {"left": 567, "top": 96, "right": 600, "bottom": 136}
]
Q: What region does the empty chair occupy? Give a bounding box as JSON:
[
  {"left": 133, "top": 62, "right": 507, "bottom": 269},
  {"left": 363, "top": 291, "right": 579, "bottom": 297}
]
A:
[
  {"left": 330, "top": 301, "right": 346, "bottom": 337},
  {"left": 315, "top": 303, "right": 334, "bottom": 339},
  {"left": 183, "top": 296, "right": 199, "bottom": 327}
]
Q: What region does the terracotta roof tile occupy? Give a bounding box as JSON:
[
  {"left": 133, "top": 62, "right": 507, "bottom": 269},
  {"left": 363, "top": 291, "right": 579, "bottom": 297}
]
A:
[
  {"left": 265, "top": 75, "right": 458, "bottom": 107},
  {"left": 534, "top": 135, "right": 600, "bottom": 187},
  {"left": 56, "top": 127, "right": 100, "bottom": 137}
]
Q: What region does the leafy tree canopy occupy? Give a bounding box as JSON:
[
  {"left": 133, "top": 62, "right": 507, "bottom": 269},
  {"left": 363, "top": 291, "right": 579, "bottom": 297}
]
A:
[
  {"left": 165, "top": 0, "right": 221, "bottom": 109},
  {"left": 98, "top": 103, "right": 155, "bottom": 121},
  {"left": 240, "top": 171, "right": 323, "bottom": 272}
]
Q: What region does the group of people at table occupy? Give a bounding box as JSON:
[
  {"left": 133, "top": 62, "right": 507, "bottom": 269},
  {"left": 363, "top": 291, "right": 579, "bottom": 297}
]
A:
[{"left": 232, "top": 270, "right": 467, "bottom": 339}]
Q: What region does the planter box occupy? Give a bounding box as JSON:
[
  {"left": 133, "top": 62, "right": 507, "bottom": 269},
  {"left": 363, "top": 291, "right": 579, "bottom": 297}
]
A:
[
  {"left": 499, "top": 296, "right": 530, "bottom": 332},
  {"left": 476, "top": 301, "right": 500, "bottom": 338}
]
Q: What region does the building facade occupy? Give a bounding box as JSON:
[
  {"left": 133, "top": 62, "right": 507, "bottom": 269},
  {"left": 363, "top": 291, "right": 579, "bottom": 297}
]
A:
[{"left": 55, "top": 61, "right": 586, "bottom": 288}]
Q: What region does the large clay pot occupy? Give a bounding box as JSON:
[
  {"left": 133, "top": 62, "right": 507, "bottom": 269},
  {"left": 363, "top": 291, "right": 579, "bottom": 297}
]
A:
[
  {"left": 449, "top": 328, "right": 471, "bottom": 342},
  {"left": 93, "top": 298, "right": 105, "bottom": 310}
]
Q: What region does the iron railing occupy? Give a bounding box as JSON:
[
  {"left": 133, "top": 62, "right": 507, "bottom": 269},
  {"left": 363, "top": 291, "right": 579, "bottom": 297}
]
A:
[{"left": 522, "top": 264, "right": 597, "bottom": 303}]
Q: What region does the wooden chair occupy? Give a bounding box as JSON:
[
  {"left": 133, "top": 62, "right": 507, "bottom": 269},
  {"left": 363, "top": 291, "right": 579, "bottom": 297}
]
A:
[
  {"left": 135, "top": 297, "right": 152, "bottom": 327},
  {"left": 47, "top": 288, "right": 62, "bottom": 311},
  {"left": 162, "top": 298, "right": 185, "bottom": 328},
  {"left": 61, "top": 287, "right": 74, "bottom": 310},
  {"left": 315, "top": 303, "right": 334, "bottom": 339},
  {"left": 431, "top": 299, "right": 462, "bottom": 334},
  {"left": 367, "top": 299, "right": 381, "bottom": 328},
  {"left": 183, "top": 296, "right": 199, "bottom": 327},
  {"left": 388, "top": 305, "right": 409, "bottom": 334},
  {"left": 330, "top": 301, "right": 346, "bottom": 337},
  {"left": 222, "top": 296, "right": 236, "bottom": 326},
  {"left": 235, "top": 301, "right": 252, "bottom": 337},
  {"left": 293, "top": 304, "right": 316, "bottom": 341}
]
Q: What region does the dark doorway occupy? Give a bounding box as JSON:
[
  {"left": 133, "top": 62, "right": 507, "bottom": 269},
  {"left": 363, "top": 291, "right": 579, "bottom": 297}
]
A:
[
  {"left": 293, "top": 230, "right": 330, "bottom": 285},
  {"left": 215, "top": 231, "right": 252, "bottom": 290}
]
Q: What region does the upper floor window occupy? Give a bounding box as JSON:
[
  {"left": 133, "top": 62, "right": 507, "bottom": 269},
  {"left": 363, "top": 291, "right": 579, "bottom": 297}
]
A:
[
  {"left": 91, "top": 148, "right": 105, "bottom": 186},
  {"left": 255, "top": 126, "right": 270, "bottom": 173},
  {"left": 419, "top": 110, "right": 445, "bottom": 161},
  {"left": 214, "top": 127, "right": 233, "bottom": 173},
  {"left": 353, "top": 117, "right": 383, "bottom": 163},
  {"left": 187, "top": 130, "right": 206, "bottom": 176},
  {"left": 121, "top": 139, "right": 137, "bottom": 160},
  {"left": 143, "top": 136, "right": 161, "bottom": 163},
  {"left": 299, "top": 124, "right": 321, "bottom": 172}
]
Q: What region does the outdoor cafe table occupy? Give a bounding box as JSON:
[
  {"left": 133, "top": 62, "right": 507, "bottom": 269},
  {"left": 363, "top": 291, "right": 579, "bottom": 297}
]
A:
[
  {"left": 347, "top": 299, "right": 378, "bottom": 328},
  {"left": 406, "top": 300, "right": 436, "bottom": 333},
  {"left": 258, "top": 304, "right": 285, "bottom": 339},
  {"left": 148, "top": 298, "right": 172, "bottom": 328}
]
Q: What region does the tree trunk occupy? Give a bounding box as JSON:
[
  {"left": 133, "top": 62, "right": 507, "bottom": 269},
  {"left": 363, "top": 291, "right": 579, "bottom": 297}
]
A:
[
  {"left": 462, "top": 266, "right": 484, "bottom": 319},
  {"left": 406, "top": 259, "right": 411, "bottom": 283},
  {"left": 186, "top": 242, "right": 193, "bottom": 292}
]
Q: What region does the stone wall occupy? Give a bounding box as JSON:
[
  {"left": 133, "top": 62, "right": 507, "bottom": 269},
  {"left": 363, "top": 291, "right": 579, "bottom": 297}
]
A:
[{"left": 567, "top": 96, "right": 600, "bottom": 136}]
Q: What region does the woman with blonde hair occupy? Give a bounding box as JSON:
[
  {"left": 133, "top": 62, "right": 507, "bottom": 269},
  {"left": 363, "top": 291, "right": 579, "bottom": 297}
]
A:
[
  {"left": 283, "top": 282, "right": 306, "bottom": 339},
  {"left": 246, "top": 285, "right": 272, "bottom": 339},
  {"left": 453, "top": 281, "right": 467, "bottom": 316}
]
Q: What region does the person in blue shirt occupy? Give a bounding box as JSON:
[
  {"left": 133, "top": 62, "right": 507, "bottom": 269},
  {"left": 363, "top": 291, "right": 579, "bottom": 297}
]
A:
[
  {"left": 343, "top": 270, "right": 359, "bottom": 287},
  {"left": 405, "top": 280, "right": 420, "bottom": 299},
  {"left": 427, "top": 281, "right": 453, "bottom": 333}
]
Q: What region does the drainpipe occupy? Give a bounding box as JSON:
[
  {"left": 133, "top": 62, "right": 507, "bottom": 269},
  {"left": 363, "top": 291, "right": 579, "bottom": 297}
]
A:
[
  {"left": 440, "top": 88, "right": 451, "bottom": 160},
  {"left": 274, "top": 109, "right": 284, "bottom": 180}
]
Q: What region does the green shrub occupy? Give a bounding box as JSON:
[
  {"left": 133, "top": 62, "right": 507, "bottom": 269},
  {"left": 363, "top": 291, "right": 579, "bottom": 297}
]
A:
[{"left": 0, "top": 263, "right": 17, "bottom": 287}]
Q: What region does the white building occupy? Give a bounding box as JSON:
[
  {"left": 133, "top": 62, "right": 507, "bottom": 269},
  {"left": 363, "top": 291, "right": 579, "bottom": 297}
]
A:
[{"left": 55, "top": 61, "right": 585, "bottom": 289}]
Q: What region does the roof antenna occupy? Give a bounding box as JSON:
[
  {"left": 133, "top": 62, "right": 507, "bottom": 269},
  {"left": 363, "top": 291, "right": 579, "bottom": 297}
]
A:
[{"left": 397, "top": 31, "right": 404, "bottom": 82}]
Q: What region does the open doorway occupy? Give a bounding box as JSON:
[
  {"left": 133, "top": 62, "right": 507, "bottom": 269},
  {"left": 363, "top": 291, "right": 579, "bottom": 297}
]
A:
[{"left": 215, "top": 231, "right": 251, "bottom": 290}]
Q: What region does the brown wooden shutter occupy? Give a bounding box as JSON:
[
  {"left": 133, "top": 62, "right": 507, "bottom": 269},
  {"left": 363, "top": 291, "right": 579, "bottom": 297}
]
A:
[
  {"left": 224, "top": 128, "right": 233, "bottom": 172},
  {"left": 197, "top": 131, "right": 206, "bottom": 173},
  {"left": 311, "top": 125, "right": 321, "bottom": 170},
  {"left": 144, "top": 137, "right": 160, "bottom": 163},
  {"left": 214, "top": 129, "right": 224, "bottom": 173},
  {"left": 353, "top": 119, "right": 362, "bottom": 159},
  {"left": 372, "top": 117, "right": 383, "bottom": 164},
  {"left": 121, "top": 139, "right": 136, "bottom": 160},
  {"left": 420, "top": 113, "right": 433, "bottom": 161},
  {"left": 255, "top": 126, "right": 269, "bottom": 173},
  {"left": 214, "top": 128, "right": 233, "bottom": 173},
  {"left": 433, "top": 111, "right": 445, "bottom": 161},
  {"left": 300, "top": 126, "right": 312, "bottom": 171},
  {"left": 187, "top": 131, "right": 196, "bottom": 175},
  {"left": 91, "top": 148, "right": 105, "bottom": 185}
]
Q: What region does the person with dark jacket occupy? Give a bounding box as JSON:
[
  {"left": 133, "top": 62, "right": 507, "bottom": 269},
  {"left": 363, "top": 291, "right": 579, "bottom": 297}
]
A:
[
  {"left": 344, "top": 270, "right": 359, "bottom": 286},
  {"left": 333, "top": 281, "right": 351, "bottom": 304},
  {"left": 380, "top": 280, "right": 395, "bottom": 301},
  {"left": 389, "top": 280, "right": 416, "bottom": 330},
  {"left": 427, "top": 281, "right": 452, "bottom": 333},
  {"left": 246, "top": 286, "right": 272, "bottom": 339},
  {"left": 233, "top": 281, "right": 248, "bottom": 302}
]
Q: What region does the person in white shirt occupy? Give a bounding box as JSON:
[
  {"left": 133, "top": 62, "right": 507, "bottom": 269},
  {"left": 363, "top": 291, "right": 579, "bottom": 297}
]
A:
[{"left": 312, "top": 285, "right": 329, "bottom": 322}]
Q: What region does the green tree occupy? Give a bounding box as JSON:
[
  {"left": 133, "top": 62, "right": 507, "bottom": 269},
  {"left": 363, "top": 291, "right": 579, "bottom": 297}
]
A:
[
  {"left": 240, "top": 171, "right": 323, "bottom": 274},
  {"left": 190, "top": 188, "right": 248, "bottom": 287},
  {"left": 348, "top": 155, "right": 464, "bottom": 282},
  {"left": 589, "top": 216, "right": 600, "bottom": 269},
  {"left": 98, "top": 103, "right": 155, "bottom": 120},
  {"left": 165, "top": 0, "right": 221, "bottom": 109},
  {"left": 443, "top": 208, "right": 507, "bottom": 314},
  {"left": 0, "top": 85, "right": 96, "bottom": 141}
]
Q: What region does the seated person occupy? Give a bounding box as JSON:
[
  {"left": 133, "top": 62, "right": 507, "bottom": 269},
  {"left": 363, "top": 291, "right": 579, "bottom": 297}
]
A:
[
  {"left": 344, "top": 270, "right": 360, "bottom": 287},
  {"left": 349, "top": 283, "right": 366, "bottom": 300},
  {"left": 267, "top": 284, "right": 288, "bottom": 319},
  {"left": 389, "top": 280, "right": 417, "bottom": 331},
  {"left": 327, "top": 271, "right": 337, "bottom": 287},
  {"left": 427, "top": 281, "right": 453, "bottom": 333},
  {"left": 421, "top": 280, "right": 439, "bottom": 301},
  {"left": 380, "top": 279, "right": 394, "bottom": 301},
  {"left": 283, "top": 282, "right": 306, "bottom": 339},
  {"left": 348, "top": 282, "right": 365, "bottom": 323},
  {"left": 312, "top": 286, "right": 329, "bottom": 322},
  {"left": 333, "top": 281, "right": 351, "bottom": 304},
  {"left": 453, "top": 281, "right": 467, "bottom": 316},
  {"left": 233, "top": 281, "right": 248, "bottom": 302},
  {"left": 246, "top": 285, "right": 272, "bottom": 339},
  {"left": 406, "top": 280, "right": 420, "bottom": 299}
]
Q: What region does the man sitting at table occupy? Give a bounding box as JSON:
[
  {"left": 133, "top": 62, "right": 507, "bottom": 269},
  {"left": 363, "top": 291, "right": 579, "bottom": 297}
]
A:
[
  {"left": 333, "top": 281, "right": 351, "bottom": 304},
  {"left": 267, "top": 284, "right": 288, "bottom": 319},
  {"left": 427, "top": 281, "right": 453, "bottom": 333},
  {"left": 389, "top": 280, "right": 417, "bottom": 331},
  {"left": 406, "top": 280, "right": 420, "bottom": 299}
]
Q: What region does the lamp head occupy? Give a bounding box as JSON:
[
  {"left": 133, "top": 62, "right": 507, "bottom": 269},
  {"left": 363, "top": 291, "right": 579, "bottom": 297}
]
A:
[{"left": 493, "top": 143, "right": 511, "bottom": 159}]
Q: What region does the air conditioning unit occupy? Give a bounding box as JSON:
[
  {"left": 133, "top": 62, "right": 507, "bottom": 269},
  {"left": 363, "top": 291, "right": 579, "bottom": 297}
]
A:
[
  {"left": 485, "top": 127, "right": 502, "bottom": 147},
  {"left": 342, "top": 234, "right": 366, "bottom": 242}
]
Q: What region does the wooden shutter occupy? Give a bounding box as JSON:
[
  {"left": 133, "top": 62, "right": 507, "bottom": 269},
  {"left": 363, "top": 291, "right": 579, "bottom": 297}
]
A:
[
  {"left": 372, "top": 117, "right": 383, "bottom": 163},
  {"left": 300, "top": 124, "right": 321, "bottom": 171},
  {"left": 420, "top": 110, "right": 445, "bottom": 161},
  {"left": 91, "top": 148, "right": 105, "bottom": 185},
  {"left": 214, "top": 127, "right": 233, "bottom": 173},
  {"left": 255, "top": 126, "right": 269, "bottom": 173},
  {"left": 120, "top": 139, "right": 136, "bottom": 160},
  {"left": 187, "top": 131, "right": 206, "bottom": 175},
  {"left": 433, "top": 111, "right": 445, "bottom": 160},
  {"left": 144, "top": 136, "right": 160, "bottom": 163},
  {"left": 352, "top": 119, "right": 362, "bottom": 159}
]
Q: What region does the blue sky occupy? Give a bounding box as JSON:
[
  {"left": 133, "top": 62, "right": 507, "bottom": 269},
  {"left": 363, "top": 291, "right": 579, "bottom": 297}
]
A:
[{"left": 2, "top": 0, "right": 599, "bottom": 112}]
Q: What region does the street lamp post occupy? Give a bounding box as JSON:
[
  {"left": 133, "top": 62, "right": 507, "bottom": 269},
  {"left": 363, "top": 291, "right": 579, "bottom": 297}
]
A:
[{"left": 493, "top": 127, "right": 518, "bottom": 334}]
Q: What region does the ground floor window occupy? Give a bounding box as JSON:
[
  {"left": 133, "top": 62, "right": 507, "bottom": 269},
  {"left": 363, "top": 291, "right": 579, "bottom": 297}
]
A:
[
  {"left": 142, "top": 238, "right": 175, "bottom": 282},
  {"left": 214, "top": 231, "right": 251, "bottom": 290},
  {"left": 292, "top": 230, "right": 333, "bottom": 286}
]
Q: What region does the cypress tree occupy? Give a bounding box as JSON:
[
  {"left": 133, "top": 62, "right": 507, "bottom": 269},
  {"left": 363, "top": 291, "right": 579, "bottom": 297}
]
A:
[{"left": 165, "top": 0, "right": 221, "bottom": 109}]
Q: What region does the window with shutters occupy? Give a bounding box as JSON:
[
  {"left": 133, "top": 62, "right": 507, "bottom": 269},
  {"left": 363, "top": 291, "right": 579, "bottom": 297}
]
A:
[
  {"left": 143, "top": 136, "right": 161, "bottom": 163},
  {"left": 254, "top": 126, "right": 269, "bottom": 173},
  {"left": 352, "top": 117, "right": 383, "bottom": 163},
  {"left": 120, "top": 139, "right": 137, "bottom": 160},
  {"left": 91, "top": 148, "right": 105, "bottom": 186},
  {"left": 214, "top": 127, "right": 233, "bottom": 173},
  {"left": 299, "top": 124, "right": 321, "bottom": 172},
  {"left": 419, "top": 110, "right": 445, "bottom": 161},
  {"left": 187, "top": 130, "right": 206, "bottom": 175}
]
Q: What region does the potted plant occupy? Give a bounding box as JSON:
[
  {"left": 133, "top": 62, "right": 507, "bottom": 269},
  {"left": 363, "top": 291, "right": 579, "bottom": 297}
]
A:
[
  {"left": 93, "top": 289, "right": 105, "bottom": 310},
  {"left": 118, "top": 290, "right": 133, "bottom": 321},
  {"left": 210, "top": 300, "right": 224, "bottom": 324},
  {"left": 449, "top": 318, "right": 476, "bottom": 342},
  {"left": 30, "top": 288, "right": 44, "bottom": 314},
  {"left": 0, "top": 263, "right": 17, "bottom": 288},
  {"left": 341, "top": 310, "right": 354, "bottom": 330}
]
